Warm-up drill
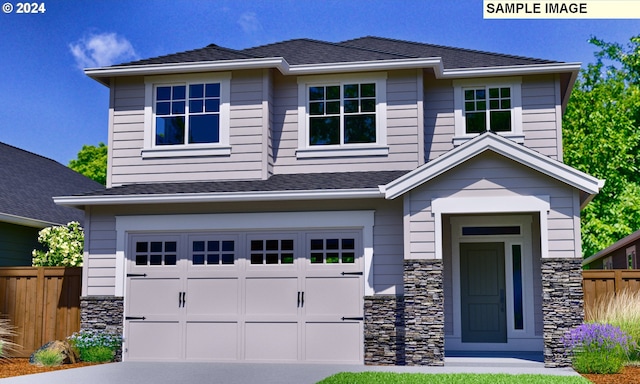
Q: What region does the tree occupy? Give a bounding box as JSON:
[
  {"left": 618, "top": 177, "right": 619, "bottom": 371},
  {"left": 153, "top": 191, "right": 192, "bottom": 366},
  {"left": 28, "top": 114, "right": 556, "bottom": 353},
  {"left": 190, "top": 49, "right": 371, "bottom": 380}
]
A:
[
  {"left": 563, "top": 36, "right": 640, "bottom": 257},
  {"left": 68, "top": 142, "right": 107, "bottom": 185}
]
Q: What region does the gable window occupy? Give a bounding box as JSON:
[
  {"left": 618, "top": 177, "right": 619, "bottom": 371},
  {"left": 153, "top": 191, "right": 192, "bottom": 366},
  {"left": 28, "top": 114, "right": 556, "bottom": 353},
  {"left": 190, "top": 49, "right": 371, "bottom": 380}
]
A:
[
  {"left": 143, "top": 73, "right": 231, "bottom": 158},
  {"left": 453, "top": 78, "right": 522, "bottom": 145},
  {"left": 297, "top": 73, "right": 388, "bottom": 158}
]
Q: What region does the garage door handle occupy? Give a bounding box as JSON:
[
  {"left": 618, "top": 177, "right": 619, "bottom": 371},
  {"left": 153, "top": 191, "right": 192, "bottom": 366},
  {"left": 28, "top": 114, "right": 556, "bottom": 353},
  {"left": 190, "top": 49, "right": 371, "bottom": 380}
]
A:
[
  {"left": 297, "top": 291, "right": 305, "bottom": 308},
  {"left": 179, "top": 292, "right": 186, "bottom": 308}
]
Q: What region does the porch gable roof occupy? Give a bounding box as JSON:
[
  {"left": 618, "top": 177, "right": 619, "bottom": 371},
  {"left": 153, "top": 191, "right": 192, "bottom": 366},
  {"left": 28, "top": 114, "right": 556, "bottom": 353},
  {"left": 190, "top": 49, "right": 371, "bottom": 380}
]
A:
[{"left": 380, "top": 132, "right": 604, "bottom": 207}]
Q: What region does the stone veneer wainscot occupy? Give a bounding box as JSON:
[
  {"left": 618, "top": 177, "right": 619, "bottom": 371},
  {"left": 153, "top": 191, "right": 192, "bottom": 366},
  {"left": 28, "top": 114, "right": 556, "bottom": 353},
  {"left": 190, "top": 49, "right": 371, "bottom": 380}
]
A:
[
  {"left": 80, "top": 296, "right": 124, "bottom": 361},
  {"left": 541, "top": 258, "right": 584, "bottom": 367}
]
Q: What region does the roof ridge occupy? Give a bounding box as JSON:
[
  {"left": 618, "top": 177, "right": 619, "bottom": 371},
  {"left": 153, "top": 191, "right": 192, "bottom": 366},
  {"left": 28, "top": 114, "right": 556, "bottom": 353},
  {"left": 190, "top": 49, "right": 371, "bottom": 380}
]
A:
[
  {"left": 340, "top": 36, "right": 558, "bottom": 64},
  {"left": 242, "top": 37, "right": 413, "bottom": 60}
]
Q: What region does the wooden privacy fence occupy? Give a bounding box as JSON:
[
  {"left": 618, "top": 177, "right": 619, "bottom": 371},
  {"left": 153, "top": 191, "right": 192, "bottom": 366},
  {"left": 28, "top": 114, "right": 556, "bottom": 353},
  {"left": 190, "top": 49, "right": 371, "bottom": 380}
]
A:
[
  {"left": 0, "top": 267, "right": 81, "bottom": 357},
  {"left": 582, "top": 269, "right": 640, "bottom": 320}
]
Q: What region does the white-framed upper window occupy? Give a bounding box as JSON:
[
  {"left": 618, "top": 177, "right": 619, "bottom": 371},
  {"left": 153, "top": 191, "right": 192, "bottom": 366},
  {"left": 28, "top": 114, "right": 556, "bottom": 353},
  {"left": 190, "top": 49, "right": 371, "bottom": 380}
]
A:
[
  {"left": 453, "top": 77, "right": 522, "bottom": 146},
  {"left": 143, "top": 73, "right": 231, "bottom": 158},
  {"left": 297, "top": 73, "right": 388, "bottom": 158}
]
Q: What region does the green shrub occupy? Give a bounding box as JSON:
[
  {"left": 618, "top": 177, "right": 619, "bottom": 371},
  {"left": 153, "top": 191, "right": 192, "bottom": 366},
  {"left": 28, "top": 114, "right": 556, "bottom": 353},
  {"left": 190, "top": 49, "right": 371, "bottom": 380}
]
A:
[
  {"left": 79, "top": 346, "right": 114, "bottom": 363},
  {"left": 32, "top": 221, "right": 84, "bottom": 267},
  {"left": 586, "top": 289, "right": 640, "bottom": 360},
  {"left": 563, "top": 323, "right": 633, "bottom": 373},
  {"left": 67, "top": 330, "right": 121, "bottom": 363},
  {"left": 32, "top": 348, "right": 65, "bottom": 367}
]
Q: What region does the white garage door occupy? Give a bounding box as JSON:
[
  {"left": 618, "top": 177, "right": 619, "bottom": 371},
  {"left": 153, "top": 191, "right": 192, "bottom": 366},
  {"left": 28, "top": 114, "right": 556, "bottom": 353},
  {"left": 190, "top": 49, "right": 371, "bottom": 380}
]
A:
[{"left": 124, "top": 231, "right": 364, "bottom": 363}]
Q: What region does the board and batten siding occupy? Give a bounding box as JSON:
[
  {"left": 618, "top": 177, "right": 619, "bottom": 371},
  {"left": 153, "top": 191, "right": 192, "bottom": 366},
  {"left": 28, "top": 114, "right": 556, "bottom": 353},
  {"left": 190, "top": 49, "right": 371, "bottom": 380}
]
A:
[
  {"left": 405, "top": 152, "right": 579, "bottom": 260},
  {"left": 271, "top": 70, "right": 421, "bottom": 174},
  {"left": 109, "top": 70, "right": 268, "bottom": 186},
  {"left": 83, "top": 199, "right": 405, "bottom": 297},
  {"left": 423, "top": 73, "right": 562, "bottom": 163}
]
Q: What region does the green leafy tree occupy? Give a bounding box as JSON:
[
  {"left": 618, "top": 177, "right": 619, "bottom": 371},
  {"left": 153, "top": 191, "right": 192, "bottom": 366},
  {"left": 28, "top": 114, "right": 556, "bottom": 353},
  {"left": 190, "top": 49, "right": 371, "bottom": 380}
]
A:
[
  {"left": 68, "top": 142, "right": 107, "bottom": 185},
  {"left": 32, "top": 222, "right": 84, "bottom": 267},
  {"left": 563, "top": 36, "right": 640, "bottom": 257}
]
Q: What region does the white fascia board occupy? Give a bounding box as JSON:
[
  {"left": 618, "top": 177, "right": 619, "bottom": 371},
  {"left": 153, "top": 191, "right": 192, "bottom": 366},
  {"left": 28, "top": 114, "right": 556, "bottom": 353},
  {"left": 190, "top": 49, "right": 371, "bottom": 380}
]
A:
[
  {"left": 85, "top": 58, "right": 290, "bottom": 84},
  {"left": 0, "top": 212, "right": 61, "bottom": 228},
  {"left": 381, "top": 133, "right": 604, "bottom": 200},
  {"left": 288, "top": 58, "right": 443, "bottom": 75},
  {"left": 439, "top": 62, "right": 581, "bottom": 79},
  {"left": 54, "top": 188, "right": 384, "bottom": 207},
  {"left": 86, "top": 56, "right": 580, "bottom": 85}
]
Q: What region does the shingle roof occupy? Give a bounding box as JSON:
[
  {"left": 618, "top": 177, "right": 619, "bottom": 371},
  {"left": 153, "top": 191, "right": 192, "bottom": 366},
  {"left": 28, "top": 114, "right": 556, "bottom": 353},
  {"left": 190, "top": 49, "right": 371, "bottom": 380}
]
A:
[
  {"left": 0, "top": 142, "right": 104, "bottom": 225},
  {"left": 114, "top": 36, "right": 559, "bottom": 70},
  {"left": 74, "top": 171, "right": 408, "bottom": 197},
  {"left": 338, "top": 36, "right": 557, "bottom": 69}
]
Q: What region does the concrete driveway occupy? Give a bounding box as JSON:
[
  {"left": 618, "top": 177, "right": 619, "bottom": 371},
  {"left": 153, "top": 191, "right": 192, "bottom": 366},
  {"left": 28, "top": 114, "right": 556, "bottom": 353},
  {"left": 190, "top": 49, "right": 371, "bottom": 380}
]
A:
[{"left": 0, "top": 358, "right": 580, "bottom": 384}]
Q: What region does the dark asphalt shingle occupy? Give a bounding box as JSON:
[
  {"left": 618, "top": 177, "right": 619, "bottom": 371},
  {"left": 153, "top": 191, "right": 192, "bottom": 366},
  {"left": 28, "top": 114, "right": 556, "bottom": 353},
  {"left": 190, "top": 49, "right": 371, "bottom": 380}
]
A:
[
  {"left": 74, "top": 171, "right": 408, "bottom": 197},
  {"left": 0, "top": 142, "right": 104, "bottom": 224},
  {"left": 110, "top": 36, "right": 560, "bottom": 70}
]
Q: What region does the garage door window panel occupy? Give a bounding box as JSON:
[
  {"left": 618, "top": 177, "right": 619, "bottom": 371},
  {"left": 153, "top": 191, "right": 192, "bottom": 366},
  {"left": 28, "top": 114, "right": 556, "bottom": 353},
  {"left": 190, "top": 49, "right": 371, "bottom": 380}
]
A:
[
  {"left": 192, "top": 240, "right": 235, "bottom": 265},
  {"left": 135, "top": 240, "right": 178, "bottom": 266},
  {"left": 250, "top": 239, "right": 295, "bottom": 265},
  {"left": 310, "top": 238, "right": 356, "bottom": 264}
]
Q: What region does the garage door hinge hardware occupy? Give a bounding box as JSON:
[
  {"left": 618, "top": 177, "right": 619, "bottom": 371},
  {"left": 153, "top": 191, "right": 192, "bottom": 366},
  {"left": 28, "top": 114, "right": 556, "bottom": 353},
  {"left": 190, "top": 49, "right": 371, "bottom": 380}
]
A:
[
  {"left": 341, "top": 272, "right": 363, "bottom": 276},
  {"left": 126, "top": 273, "right": 147, "bottom": 277},
  {"left": 125, "top": 316, "right": 146, "bottom": 320},
  {"left": 341, "top": 317, "right": 364, "bottom": 321}
]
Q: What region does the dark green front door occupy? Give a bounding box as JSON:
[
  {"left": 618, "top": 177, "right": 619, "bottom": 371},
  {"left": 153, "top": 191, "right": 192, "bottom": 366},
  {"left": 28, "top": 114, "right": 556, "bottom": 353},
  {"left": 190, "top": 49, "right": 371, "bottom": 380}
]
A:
[{"left": 460, "top": 242, "right": 506, "bottom": 343}]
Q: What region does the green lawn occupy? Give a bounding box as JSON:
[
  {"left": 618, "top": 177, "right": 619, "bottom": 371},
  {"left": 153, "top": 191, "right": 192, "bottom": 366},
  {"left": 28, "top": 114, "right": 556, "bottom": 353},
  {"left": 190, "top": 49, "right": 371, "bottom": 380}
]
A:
[{"left": 317, "top": 372, "right": 590, "bottom": 384}]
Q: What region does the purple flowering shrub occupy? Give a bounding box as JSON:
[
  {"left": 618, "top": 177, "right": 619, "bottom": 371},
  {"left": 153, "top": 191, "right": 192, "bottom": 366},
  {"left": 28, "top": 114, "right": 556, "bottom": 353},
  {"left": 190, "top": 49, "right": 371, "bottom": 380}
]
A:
[{"left": 563, "top": 323, "right": 635, "bottom": 374}]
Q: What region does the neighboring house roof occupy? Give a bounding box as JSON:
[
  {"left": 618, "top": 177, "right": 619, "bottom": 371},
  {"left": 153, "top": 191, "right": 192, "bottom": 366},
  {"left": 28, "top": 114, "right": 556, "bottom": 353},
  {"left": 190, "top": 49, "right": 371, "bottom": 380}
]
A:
[
  {"left": 380, "top": 132, "right": 604, "bottom": 207},
  {"left": 582, "top": 228, "right": 640, "bottom": 266},
  {"left": 0, "top": 142, "right": 104, "bottom": 227},
  {"left": 54, "top": 171, "right": 408, "bottom": 206}
]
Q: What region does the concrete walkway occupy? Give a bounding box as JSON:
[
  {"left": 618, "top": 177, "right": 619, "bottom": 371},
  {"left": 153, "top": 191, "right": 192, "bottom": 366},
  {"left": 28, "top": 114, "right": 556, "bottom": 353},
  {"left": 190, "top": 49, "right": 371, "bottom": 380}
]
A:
[{"left": 0, "top": 358, "right": 580, "bottom": 384}]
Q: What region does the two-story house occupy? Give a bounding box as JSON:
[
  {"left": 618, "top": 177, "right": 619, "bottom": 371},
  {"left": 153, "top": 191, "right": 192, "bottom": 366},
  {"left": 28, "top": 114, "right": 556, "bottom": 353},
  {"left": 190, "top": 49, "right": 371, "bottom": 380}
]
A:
[{"left": 56, "top": 37, "right": 603, "bottom": 367}]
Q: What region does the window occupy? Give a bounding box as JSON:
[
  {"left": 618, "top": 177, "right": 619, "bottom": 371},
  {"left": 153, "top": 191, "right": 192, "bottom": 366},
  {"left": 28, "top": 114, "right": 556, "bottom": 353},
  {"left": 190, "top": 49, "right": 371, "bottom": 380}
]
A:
[
  {"left": 191, "top": 239, "right": 235, "bottom": 265},
  {"left": 135, "top": 241, "right": 177, "bottom": 266},
  {"left": 250, "top": 239, "right": 295, "bottom": 265},
  {"left": 143, "top": 73, "right": 231, "bottom": 158},
  {"left": 309, "top": 237, "right": 356, "bottom": 264},
  {"left": 309, "top": 83, "right": 376, "bottom": 145},
  {"left": 453, "top": 78, "right": 522, "bottom": 145},
  {"left": 464, "top": 87, "right": 511, "bottom": 133},
  {"left": 155, "top": 83, "right": 221, "bottom": 145},
  {"left": 297, "top": 73, "right": 388, "bottom": 158}
]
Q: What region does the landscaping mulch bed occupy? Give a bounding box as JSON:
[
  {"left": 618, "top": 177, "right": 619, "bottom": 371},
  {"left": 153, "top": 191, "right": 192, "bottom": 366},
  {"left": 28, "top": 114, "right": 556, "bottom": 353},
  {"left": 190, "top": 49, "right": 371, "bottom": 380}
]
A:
[
  {"left": 0, "top": 358, "right": 99, "bottom": 379},
  {"left": 581, "top": 366, "right": 640, "bottom": 384},
  {"left": 1, "top": 358, "right": 639, "bottom": 382}
]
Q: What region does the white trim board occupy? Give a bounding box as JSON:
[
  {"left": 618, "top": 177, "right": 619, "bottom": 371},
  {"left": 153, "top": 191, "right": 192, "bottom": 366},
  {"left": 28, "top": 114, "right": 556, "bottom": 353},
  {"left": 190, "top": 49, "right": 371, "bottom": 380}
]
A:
[
  {"left": 431, "top": 195, "right": 551, "bottom": 260},
  {"left": 381, "top": 132, "right": 604, "bottom": 202},
  {"left": 113, "top": 211, "right": 375, "bottom": 296},
  {"left": 85, "top": 57, "right": 580, "bottom": 87}
]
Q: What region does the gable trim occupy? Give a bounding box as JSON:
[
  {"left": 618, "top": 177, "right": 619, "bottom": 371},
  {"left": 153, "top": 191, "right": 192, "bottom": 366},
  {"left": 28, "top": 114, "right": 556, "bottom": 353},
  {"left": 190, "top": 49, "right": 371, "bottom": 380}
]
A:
[{"left": 380, "top": 133, "right": 604, "bottom": 201}]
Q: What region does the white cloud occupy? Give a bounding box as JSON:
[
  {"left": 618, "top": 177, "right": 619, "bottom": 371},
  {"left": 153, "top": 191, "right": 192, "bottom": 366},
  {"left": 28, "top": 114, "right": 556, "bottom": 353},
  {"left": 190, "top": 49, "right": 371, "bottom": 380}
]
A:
[
  {"left": 69, "top": 32, "right": 137, "bottom": 69},
  {"left": 238, "top": 12, "right": 263, "bottom": 34}
]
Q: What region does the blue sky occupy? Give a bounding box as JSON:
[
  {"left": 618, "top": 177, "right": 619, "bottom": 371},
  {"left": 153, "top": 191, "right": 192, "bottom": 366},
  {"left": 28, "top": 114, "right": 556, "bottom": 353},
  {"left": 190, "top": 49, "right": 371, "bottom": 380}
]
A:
[{"left": 1, "top": 0, "right": 638, "bottom": 165}]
